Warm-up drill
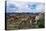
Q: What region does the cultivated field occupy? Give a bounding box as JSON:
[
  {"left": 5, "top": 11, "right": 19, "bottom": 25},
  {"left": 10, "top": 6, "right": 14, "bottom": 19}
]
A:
[{"left": 6, "top": 13, "right": 45, "bottom": 30}]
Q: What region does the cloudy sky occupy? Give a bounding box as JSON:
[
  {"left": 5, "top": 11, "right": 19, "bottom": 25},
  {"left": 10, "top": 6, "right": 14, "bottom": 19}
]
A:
[
  {"left": 6, "top": 0, "right": 44, "bottom": 3},
  {"left": 6, "top": 0, "right": 45, "bottom": 13}
]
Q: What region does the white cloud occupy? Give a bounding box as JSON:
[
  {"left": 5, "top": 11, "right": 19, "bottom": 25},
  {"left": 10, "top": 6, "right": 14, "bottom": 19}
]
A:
[{"left": 6, "top": 1, "right": 45, "bottom": 13}]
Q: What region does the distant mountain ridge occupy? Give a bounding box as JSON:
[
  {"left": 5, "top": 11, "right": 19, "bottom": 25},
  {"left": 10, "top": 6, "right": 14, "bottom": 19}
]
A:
[{"left": 6, "top": 13, "right": 44, "bottom": 16}]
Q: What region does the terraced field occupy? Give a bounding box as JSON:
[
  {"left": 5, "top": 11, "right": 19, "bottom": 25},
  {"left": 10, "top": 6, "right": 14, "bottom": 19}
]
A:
[{"left": 6, "top": 13, "right": 44, "bottom": 30}]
